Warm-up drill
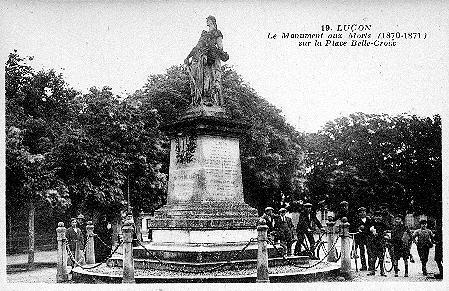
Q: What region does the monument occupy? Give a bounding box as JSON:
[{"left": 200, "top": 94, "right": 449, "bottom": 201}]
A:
[
  {"left": 72, "top": 17, "right": 318, "bottom": 282},
  {"left": 141, "top": 16, "right": 261, "bottom": 268}
]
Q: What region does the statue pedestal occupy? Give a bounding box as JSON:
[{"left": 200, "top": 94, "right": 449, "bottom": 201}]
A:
[{"left": 143, "top": 107, "right": 262, "bottom": 267}]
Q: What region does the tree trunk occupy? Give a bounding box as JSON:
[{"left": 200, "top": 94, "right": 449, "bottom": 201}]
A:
[{"left": 28, "top": 200, "right": 35, "bottom": 269}]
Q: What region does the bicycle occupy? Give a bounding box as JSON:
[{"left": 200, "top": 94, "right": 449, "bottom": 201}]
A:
[
  {"left": 314, "top": 230, "right": 342, "bottom": 260},
  {"left": 375, "top": 241, "right": 394, "bottom": 273}
]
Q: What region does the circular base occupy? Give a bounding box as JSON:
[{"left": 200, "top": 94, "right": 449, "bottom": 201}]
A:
[{"left": 72, "top": 261, "right": 340, "bottom": 283}]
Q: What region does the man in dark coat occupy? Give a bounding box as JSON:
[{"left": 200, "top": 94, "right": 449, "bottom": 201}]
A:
[
  {"left": 76, "top": 214, "right": 87, "bottom": 248},
  {"left": 391, "top": 214, "right": 412, "bottom": 277},
  {"left": 261, "top": 207, "right": 275, "bottom": 234},
  {"left": 354, "top": 206, "right": 372, "bottom": 271},
  {"left": 294, "top": 203, "right": 324, "bottom": 258},
  {"left": 66, "top": 218, "right": 84, "bottom": 267},
  {"left": 95, "top": 215, "right": 113, "bottom": 262},
  {"left": 367, "top": 211, "right": 388, "bottom": 276},
  {"left": 275, "top": 208, "right": 295, "bottom": 256}
]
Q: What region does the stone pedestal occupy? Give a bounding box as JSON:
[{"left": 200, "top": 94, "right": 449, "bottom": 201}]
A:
[{"left": 144, "top": 106, "right": 261, "bottom": 267}]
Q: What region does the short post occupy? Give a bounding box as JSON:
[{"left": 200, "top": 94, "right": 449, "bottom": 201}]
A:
[
  {"left": 56, "top": 222, "right": 69, "bottom": 282},
  {"left": 340, "top": 217, "right": 352, "bottom": 277},
  {"left": 256, "top": 218, "right": 270, "bottom": 283},
  {"left": 327, "top": 220, "right": 337, "bottom": 262},
  {"left": 85, "top": 221, "right": 95, "bottom": 264},
  {"left": 122, "top": 219, "right": 135, "bottom": 283}
]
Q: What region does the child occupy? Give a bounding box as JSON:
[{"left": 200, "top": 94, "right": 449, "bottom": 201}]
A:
[
  {"left": 391, "top": 214, "right": 412, "bottom": 277},
  {"left": 367, "top": 211, "right": 388, "bottom": 276},
  {"left": 413, "top": 219, "right": 434, "bottom": 276}
]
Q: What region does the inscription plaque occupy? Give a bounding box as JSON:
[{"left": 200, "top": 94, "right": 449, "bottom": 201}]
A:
[{"left": 168, "top": 135, "right": 243, "bottom": 203}]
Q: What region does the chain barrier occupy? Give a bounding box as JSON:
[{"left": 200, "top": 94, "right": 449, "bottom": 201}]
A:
[
  {"left": 66, "top": 239, "right": 123, "bottom": 270},
  {"left": 136, "top": 238, "right": 257, "bottom": 274},
  {"left": 94, "top": 234, "right": 111, "bottom": 249},
  {"left": 267, "top": 233, "right": 341, "bottom": 270}
]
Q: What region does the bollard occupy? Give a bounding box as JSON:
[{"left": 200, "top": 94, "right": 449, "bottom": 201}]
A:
[
  {"left": 85, "top": 221, "right": 95, "bottom": 264},
  {"left": 56, "top": 222, "right": 69, "bottom": 282},
  {"left": 256, "top": 218, "right": 270, "bottom": 283},
  {"left": 122, "top": 220, "right": 135, "bottom": 283},
  {"left": 340, "top": 217, "right": 352, "bottom": 277},
  {"left": 327, "top": 220, "right": 337, "bottom": 262}
]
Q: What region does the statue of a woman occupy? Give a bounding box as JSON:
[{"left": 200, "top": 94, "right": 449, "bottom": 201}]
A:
[{"left": 184, "top": 16, "right": 229, "bottom": 107}]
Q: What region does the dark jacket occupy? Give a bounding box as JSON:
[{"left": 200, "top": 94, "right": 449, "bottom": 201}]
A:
[
  {"left": 296, "top": 211, "right": 322, "bottom": 234},
  {"left": 354, "top": 216, "right": 372, "bottom": 243},
  {"left": 66, "top": 226, "right": 84, "bottom": 251},
  {"left": 275, "top": 215, "right": 295, "bottom": 241},
  {"left": 368, "top": 220, "right": 388, "bottom": 248}
]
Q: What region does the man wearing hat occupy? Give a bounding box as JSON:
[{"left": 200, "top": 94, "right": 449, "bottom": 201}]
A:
[
  {"left": 367, "top": 210, "right": 388, "bottom": 276},
  {"left": 379, "top": 203, "right": 394, "bottom": 230},
  {"left": 66, "top": 218, "right": 84, "bottom": 267},
  {"left": 391, "top": 214, "right": 412, "bottom": 277},
  {"left": 294, "top": 202, "right": 323, "bottom": 258},
  {"left": 275, "top": 208, "right": 295, "bottom": 256},
  {"left": 261, "top": 207, "right": 275, "bottom": 234},
  {"left": 76, "top": 214, "right": 87, "bottom": 247},
  {"left": 336, "top": 200, "right": 349, "bottom": 221},
  {"left": 413, "top": 219, "right": 434, "bottom": 276},
  {"left": 354, "top": 206, "right": 372, "bottom": 271}
]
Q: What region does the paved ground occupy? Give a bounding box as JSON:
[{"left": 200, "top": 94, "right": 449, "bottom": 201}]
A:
[
  {"left": 6, "top": 250, "right": 57, "bottom": 266},
  {"left": 5, "top": 244, "right": 443, "bottom": 283},
  {"left": 351, "top": 244, "right": 441, "bottom": 282}
]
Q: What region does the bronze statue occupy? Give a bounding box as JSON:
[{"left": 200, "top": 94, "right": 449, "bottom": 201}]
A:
[{"left": 184, "top": 16, "right": 229, "bottom": 107}]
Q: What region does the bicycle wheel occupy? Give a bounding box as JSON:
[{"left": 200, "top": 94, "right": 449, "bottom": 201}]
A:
[
  {"left": 384, "top": 248, "right": 394, "bottom": 272},
  {"left": 335, "top": 245, "right": 341, "bottom": 261},
  {"left": 375, "top": 258, "right": 380, "bottom": 270},
  {"left": 316, "top": 242, "right": 327, "bottom": 260}
]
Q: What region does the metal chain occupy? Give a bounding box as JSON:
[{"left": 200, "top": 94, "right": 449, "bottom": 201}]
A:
[
  {"left": 66, "top": 240, "right": 123, "bottom": 270},
  {"left": 136, "top": 238, "right": 257, "bottom": 274},
  {"left": 94, "top": 234, "right": 111, "bottom": 248}
]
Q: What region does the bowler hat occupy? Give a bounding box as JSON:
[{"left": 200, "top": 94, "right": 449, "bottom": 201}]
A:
[
  {"left": 279, "top": 208, "right": 287, "bottom": 213},
  {"left": 358, "top": 207, "right": 366, "bottom": 212},
  {"left": 340, "top": 201, "right": 349, "bottom": 205},
  {"left": 419, "top": 219, "right": 427, "bottom": 224},
  {"left": 77, "top": 214, "right": 85, "bottom": 219},
  {"left": 265, "top": 207, "right": 274, "bottom": 212},
  {"left": 304, "top": 203, "right": 312, "bottom": 207}
]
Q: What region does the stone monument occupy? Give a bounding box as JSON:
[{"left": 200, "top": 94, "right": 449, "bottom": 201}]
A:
[{"left": 142, "top": 16, "right": 260, "bottom": 268}]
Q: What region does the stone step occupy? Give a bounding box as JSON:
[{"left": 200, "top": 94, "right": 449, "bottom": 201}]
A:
[
  {"left": 146, "top": 217, "right": 259, "bottom": 229},
  {"left": 107, "top": 255, "right": 309, "bottom": 272}
]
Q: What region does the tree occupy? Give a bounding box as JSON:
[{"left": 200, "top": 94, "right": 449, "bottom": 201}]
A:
[
  {"left": 6, "top": 51, "right": 71, "bottom": 267},
  {"left": 305, "top": 112, "right": 442, "bottom": 217},
  {"left": 52, "top": 86, "right": 167, "bottom": 225}
]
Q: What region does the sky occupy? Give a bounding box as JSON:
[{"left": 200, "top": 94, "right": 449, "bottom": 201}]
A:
[{"left": 1, "top": 0, "right": 448, "bottom": 132}]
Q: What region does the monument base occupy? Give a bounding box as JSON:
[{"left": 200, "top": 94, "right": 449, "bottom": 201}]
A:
[{"left": 152, "top": 229, "right": 256, "bottom": 244}]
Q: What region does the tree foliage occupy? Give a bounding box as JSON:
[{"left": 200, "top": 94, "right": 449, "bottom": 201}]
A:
[
  {"left": 6, "top": 51, "right": 167, "bottom": 228},
  {"left": 52, "top": 86, "right": 167, "bottom": 219},
  {"left": 6, "top": 50, "right": 72, "bottom": 214},
  {"left": 305, "top": 112, "right": 441, "bottom": 217}
]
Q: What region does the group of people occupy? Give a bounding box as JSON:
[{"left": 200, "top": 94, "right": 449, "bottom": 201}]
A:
[
  {"left": 260, "top": 201, "right": 443, "bottom": 279},
  {"left": 65, "top": 214, "right": 112, "bottom": 267},
  {"left": 261, "top": 202, "right": 324, "bottom": 259},
  {"left": 353, "top": 204, "right": 442, "bottom": 278}
]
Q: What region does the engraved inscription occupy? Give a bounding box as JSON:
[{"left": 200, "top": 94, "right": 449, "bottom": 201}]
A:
[{"left": 202, "top": 138, "right": 241, "bottom": 200}]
